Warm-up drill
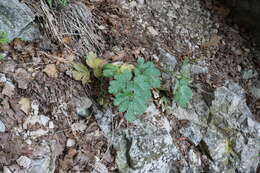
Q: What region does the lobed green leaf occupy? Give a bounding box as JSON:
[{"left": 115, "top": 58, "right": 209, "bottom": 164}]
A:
[{"left": 108, "top": 58, "right": 161, "bottom": 122}]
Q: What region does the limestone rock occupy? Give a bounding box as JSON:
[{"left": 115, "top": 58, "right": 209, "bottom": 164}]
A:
[
  {"left": 0, "top": 120, "right": 6, "bottom": 132},
  {"left": 0, "top": 0, "right": 40, "bottom": 41},
  {"left": 158, "top": 48, "right": 177, "bottom": 72},
  {"left": 174, "top": 81, "right": 260, "bottom": 173},
  {"left": 113, "top": 104, "right": 179, "bottom": 173}
]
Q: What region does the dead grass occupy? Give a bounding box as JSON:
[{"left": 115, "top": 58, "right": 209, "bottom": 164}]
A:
[{"left": 29, "top": 0, "right": 104, "bottom": 55}]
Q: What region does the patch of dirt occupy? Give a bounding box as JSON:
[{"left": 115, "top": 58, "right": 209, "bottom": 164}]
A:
[{"left": 0, "top": 38, "right": 115, "bottom": 172}]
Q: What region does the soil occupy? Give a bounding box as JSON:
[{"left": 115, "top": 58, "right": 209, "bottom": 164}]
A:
[{"left": 0, "top": 0, "right": 259, "bottom": 172}]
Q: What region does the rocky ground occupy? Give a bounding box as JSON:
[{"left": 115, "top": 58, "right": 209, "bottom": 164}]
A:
[{"left": 0, "top": 0, "right": 259, "bottom": 173}]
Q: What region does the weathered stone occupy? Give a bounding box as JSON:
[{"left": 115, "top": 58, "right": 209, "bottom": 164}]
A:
[
  {"left": 94, "top": 109, "right": 115, "bottom": 137},
  {"left": 91, "top": 160, "right": 109, "bottom": 173},
  {"left": 171, "top": 92, "right": 210, "bottom": 126},
  {"left": 211, "top": 82, "right": 256, "bottom": 131},
  {"left": 16, "top": 156, "right": 32, "bottom": 169},
  {"left": 242, "top": 69, "right": 258, "bottom": 80},
  {"left": 29, "top": 156, "right": 56, "bottom": 173},
  {"left": 73, "top": 97, "right": 92, "bottom": 117},
  {"left": 250, "top": 86, "right": 260, "bottom": 99},
  {"left": 71, "top": 121, "right": 87, "bottom": 132},
  {"left": 188, "top": 148, "right": 203, "bottom": 172},
  {"left": 0, "top": 120, "right": 6, "bottom": 132},
  {"left": 18, "top": 22, "right": 40, "bottom": 41},
  {"left": 112, "top": 104, "right": 179, "bottom": 173},
  {"left": 2, "top": 81, "right": 15, "bottom": 97},
  {"left": 66, "top": 138, "right": 76, "bottom": 147},
  {"left": 190, "top": 64, "right": 208, "bottom": 75},
  {"left": 180, "top": 122, "right": 206, "bottom": 145},
  {"left": 14, "top": 68, "right": 33, "bottom": 89},
  {"left": 23, "top": 115, "right": 50, "bottom": 129},
  {"left": 175, "top": 81, "right": 260, "bottom": 173},
  {"left": 29, "top": 129, "right": 49, "bottom": 139},
  {"left": 0, "top": 0, "right": 40, "bottom": 41},
  {"left": 158, "top": 48, "right": 177, "bottom": 72}
]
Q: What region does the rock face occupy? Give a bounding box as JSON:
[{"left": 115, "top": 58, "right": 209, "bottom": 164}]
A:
[
  {"left": 4, "top": 142, "right": 56, "bottom": 173},
  {"left": 94, "top": 81, "right": 259, "bottom": 172},
  {"left": 171, "top": 81, "right": 260, "bottom": 172},
  {"left": 0, "top": 0, "right": 40, "bottom": 41},
  {"left": 94, "top": 108, "right": 178, "bottom": 172},
  {"left": 112, "top": 104, "right": 179, "bottom": 173}
]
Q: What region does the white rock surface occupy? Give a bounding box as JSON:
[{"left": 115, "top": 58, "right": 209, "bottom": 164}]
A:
[
  {"left": 30, "top": 129, "right": 49, "bottom": 138},
  {"left": 16, "top": 156, "right": 32, "bottom": 169},
  {"left": 66, "top": 138, "right": 76, "bottom": 147},
  {"left": 71, "top": 121, "right": 87, "bottom": 132},
  {"left": 23, "top": 115, "right": 50, "bottom": 129},
  {"left": 91, "top": 160, "right": 109, "bottom": 173},
  {"left": 0, "top": 120, "right": 6, "bottom": 132}
]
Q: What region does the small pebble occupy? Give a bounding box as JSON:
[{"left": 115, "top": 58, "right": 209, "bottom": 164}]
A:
[
  {"left": 66, "top": 138, "right": 76, "bottom": 147},
  {"left": 147, "top": 26, "right": 158, "bottom": 36},
  {"left": 16, "top": 156, "right": 32, "bottom": 169},
  {"left": 49, "top": 121, "right": 54, "bottom": 129},
  {"left": 25, "top": 139, "right": 32, "bottom": 145},
  {"left": 0, "top": 120, "right": 6, "bottom": 132},
  {"left": 237, "top": 65, "right": 242, "bottom": 72}
]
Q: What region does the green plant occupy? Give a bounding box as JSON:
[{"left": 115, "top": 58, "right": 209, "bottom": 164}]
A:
[
  {"left": 103, "top": 63, "right": 135, "bottom": 78},
  {"left": 0, "top": 55, "right": 5, "bottom": 61},
  {"left": 71, "top": 51, "right": 193, "bottom": 122},
  {"left": 59, "top": 0, "right": 68, "bottom": 6},
  {"left": 85, "top": 51, "right": 105, "bottom": 78},
  {"left": 108, "top": 58, "right": 161, "bottom": 122},
  {"left": 47, "top": 0, "right": 68, "bottom": 8},
  {"left": 0, "top": 32, "right": 10, "bottom": 44},
  {"left": 173, "top": 58, "right": 192, "bottom": 108},
  {"left": 72, "top": 63, "right": 90, "bottom": 84}
]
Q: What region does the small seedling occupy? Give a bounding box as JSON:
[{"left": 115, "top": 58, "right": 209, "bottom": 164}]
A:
[
  {"left": 0, "top": 32, "right": 10, "bottom": 44},
  {"left": 0, "top": 55, "right": 5, "bottom": 61},
  {"left": 59, "top": 0, "right": 68, "bottom": 6},
  {"left": 47, "top": 0, "right": 68, "bottom": 8}
]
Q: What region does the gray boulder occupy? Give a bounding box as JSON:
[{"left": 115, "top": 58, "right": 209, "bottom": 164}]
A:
[
  {"left": 0, "top": 0, "right": 40, "bottom": 41},
  {"left": 102, "top": 104, "right": 179, "bottom": 173},
  {"left": 113, "top": 104, "right": 177, "bottom": 173},
  {"left": 158, "top": 48, "right": 178, "bottom": 72},
  {"left": 172, "top": 81, "right": 260, "bottom": 173}
]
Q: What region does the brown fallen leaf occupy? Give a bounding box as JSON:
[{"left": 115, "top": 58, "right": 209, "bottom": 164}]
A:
[
  {"left": 19, "top": 97, "right": 31, "bottom": 115},
  {"left": 43, "top": 64, "right": 58, "bottom": 78},
  {"left": 63, "top": 36, "right": 71, "bottom": 44},
  {"left": 132, "top": 47, "right": 142, "bottom": 57},
  {"left": 2, "top": 82, "right": 15, "bottom": 97},
  {"left": 86, "top": 51, "right": 106, "bottom": 77},
  {"left": 111, "top": 51, "right": 126, "bottom": 61},
  {"left": 14, "top": 68, "right": 33, "bottom": 89},
  {"left": 12, "top": 38, "right": 26, "bottom": 51}
]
